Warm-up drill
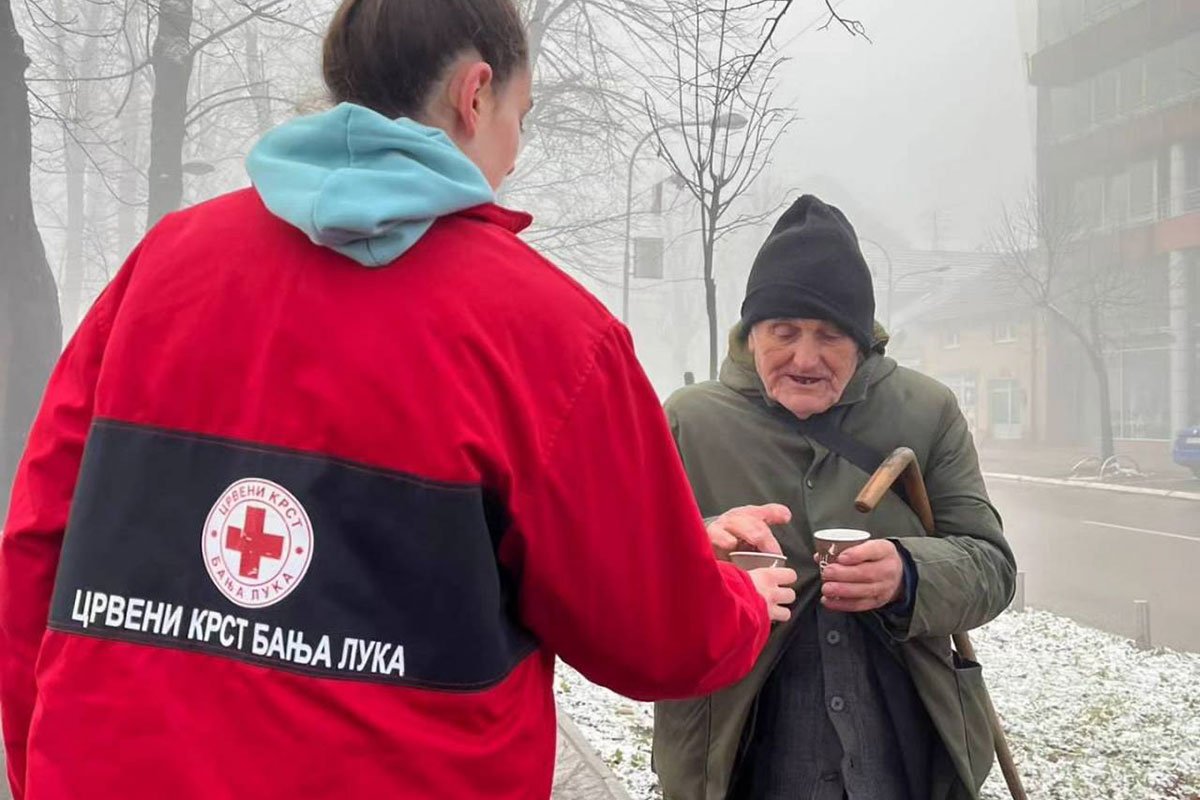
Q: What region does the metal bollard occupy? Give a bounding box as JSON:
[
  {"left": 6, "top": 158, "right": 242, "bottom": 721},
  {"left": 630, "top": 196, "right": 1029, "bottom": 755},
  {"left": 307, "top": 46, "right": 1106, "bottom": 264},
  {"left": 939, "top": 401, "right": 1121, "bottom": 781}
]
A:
[{"left": 1134, "top": 600, "right": 1152, "bottom": 650}]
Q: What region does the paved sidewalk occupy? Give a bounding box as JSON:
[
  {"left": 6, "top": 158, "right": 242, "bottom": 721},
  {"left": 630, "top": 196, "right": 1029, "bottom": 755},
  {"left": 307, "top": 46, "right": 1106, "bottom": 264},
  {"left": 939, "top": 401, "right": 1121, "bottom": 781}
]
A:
[
  {"left": 553, "top": 712, "right": 633, "bottom": 800},
  {"left": 978, "top": 440, "right": 1196, "bottom": 490}
]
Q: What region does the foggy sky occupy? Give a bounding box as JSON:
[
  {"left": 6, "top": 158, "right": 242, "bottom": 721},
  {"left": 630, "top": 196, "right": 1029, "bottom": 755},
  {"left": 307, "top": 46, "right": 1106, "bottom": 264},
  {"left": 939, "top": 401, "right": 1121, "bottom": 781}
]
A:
[{"left": 771, "top": 0, "right": 1036, "bottom": 250}]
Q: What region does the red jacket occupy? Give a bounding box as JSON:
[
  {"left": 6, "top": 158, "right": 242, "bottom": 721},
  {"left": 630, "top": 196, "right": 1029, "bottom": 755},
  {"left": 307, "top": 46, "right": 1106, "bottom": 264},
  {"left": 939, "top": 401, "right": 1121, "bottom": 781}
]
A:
[{"left": 0, "top": 189, "right": 768, "bottom": 799}]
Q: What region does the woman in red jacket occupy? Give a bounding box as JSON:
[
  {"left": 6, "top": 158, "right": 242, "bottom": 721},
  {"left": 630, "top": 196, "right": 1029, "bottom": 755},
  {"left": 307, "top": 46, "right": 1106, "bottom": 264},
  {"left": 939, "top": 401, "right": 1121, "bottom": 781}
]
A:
[{"left": 0, "top": 0, "right": 795, "bottom": 798}]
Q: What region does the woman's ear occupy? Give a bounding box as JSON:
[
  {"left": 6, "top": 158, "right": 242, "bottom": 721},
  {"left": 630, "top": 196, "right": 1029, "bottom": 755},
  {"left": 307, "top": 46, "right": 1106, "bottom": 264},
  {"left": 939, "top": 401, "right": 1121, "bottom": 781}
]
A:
[{"left": 449, "top": 61, "right": 494, "bottom": 138}]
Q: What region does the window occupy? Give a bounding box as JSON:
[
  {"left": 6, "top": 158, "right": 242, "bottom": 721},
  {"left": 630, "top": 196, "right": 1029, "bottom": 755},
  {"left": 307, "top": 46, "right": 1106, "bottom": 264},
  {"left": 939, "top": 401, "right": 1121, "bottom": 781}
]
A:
[
  {"left": 1179, "top": 32, "right": 1200, "bottom": 99},
  {"left": 1119, "top": 58, "right": 1146, "bottom": 115},
  {"left": 1185, "top": 142, "right": 1200, "bottom": 214},
  {"left": 939, "top": 374, "right": 979, "bottom": 436},
  {"left": 943, "top": 330, "right": 960, "bottom": 350},
  {"left": 1050, "top": 87, "right": 1076, "bottom": 140},
  {"left": 941, "top": 374, "right": 978, "bottom": 410},
  {"left": 1106, "top": 172, "right": 1129, "bottom": 226},
  {"left": 633, "top": 236, "right": 664, "bottom": 279},
  {"left": 650, "top": 182, "right": 664, "bottom": 215},
  {"left": 1075, "top": 176, "right": 1105, "bottom": 230},
  {"left": 1128, "top": 160, "right": 1156, "bottom": 221},
  {"left": 1039, "top": 0, "right": 1083, "bottom": 46},
  {"left": 1051, "top": 82, "right": 1092, "bottom": 140},
  {"left": 1110, "top": 348, "right": 1172, "bottom": 440},
  {"left": 1146, "top": 45, "right": 1178, "bottom": 105},
  {"left": 1093, "top": 69, "right": 1118, "bottom": 123},
  {"left": 993, "top": 321, "right": 1017, "bottom": 343},
  {"left": 989, "top": 379, "right": 1026, "bottom": 439},
  {"left": 1072, "top": 82, "right": 1092, "bottom": 132}
]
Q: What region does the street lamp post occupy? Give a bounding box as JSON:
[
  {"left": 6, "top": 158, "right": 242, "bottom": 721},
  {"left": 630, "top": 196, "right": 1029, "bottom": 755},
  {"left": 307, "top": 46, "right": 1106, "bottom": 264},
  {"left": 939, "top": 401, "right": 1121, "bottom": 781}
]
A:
[
  {"left": 621, "top": 114, "right": 748, "bottom": 324},
  {"left": 621, "top": 129, "right": 665, "bottom": 324}
]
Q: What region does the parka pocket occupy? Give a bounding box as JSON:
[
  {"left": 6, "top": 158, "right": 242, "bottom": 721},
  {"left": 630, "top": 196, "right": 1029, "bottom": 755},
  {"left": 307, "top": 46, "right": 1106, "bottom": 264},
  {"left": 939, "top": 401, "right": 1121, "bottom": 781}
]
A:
[{"left": 953, "top": 654, "right": 996, "bottom": 791}]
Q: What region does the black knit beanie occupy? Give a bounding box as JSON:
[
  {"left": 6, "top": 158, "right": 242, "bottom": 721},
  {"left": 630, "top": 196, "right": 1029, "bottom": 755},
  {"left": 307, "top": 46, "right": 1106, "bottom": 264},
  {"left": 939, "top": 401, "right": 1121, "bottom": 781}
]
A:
[{"left": 739, "top": 195, "right": 875, "bottom": 352}]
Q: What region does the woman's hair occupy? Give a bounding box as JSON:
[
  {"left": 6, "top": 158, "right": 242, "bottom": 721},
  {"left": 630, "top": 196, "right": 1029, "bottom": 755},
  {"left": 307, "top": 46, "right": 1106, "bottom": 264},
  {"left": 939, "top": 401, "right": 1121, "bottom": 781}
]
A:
[{"left": 323, "top": 0, "right": 528, "bottom": 119}]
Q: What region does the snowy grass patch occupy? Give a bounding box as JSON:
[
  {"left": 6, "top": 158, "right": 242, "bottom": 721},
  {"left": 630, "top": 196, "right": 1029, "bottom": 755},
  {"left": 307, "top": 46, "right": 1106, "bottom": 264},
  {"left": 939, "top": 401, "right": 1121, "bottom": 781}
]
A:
[{"left": 555, "top": 609, "right": 1200, "bottom": 800}]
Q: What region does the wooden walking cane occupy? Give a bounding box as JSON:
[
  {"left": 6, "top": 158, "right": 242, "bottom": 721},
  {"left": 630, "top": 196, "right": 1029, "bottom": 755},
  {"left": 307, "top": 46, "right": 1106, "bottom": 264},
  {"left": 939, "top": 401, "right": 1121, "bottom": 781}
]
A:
[{"left": 855, "top": 447, "right": 1027, "bottom": 800}]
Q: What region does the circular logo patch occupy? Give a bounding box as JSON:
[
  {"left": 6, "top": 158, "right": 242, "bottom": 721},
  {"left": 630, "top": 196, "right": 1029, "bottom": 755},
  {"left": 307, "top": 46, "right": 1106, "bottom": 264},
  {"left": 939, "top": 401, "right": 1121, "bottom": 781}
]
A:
[{"left": 202, "top": 478, "right": 314, "bottom": 608}]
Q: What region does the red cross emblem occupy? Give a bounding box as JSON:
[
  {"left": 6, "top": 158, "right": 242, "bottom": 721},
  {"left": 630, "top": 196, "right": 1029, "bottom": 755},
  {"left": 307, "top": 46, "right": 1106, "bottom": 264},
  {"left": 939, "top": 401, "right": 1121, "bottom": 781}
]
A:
[
  {"left": 204, "top": 478, "right": 315, "bottom": 609},
  {"left": 225, "top": 505, "right": 285, "bottom": 578}
]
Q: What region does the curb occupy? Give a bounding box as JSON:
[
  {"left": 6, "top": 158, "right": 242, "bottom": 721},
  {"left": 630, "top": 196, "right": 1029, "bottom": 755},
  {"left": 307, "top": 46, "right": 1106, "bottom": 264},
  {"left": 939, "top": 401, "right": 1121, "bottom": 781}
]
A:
[
  {"left": 557, "top": 712, "right": 634, "bottom": 800},
  {"left": 984, "top": 472, "right": 1200, "bottom": 502}
]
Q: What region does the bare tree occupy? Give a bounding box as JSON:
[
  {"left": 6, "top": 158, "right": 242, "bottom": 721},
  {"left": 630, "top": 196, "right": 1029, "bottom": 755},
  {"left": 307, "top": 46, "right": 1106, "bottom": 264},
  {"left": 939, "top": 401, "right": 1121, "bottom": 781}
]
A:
[
  {"left": 145, "top": 0, "right": 197, "bottom": 227},
  {"left": 512, "top": 0, "right": 835, "bottom": 294},
  {"left": 644, "top": 0, "right": 798, "bottom": 379},
  {"left": 507, "top": 0, "right": 673, "bottom": 282},
  {"left": 25, "top": 0, "right": 299, "bottom": 229},
  {"left": 50, "top": 0, "right": 109, "bottom": 330},
  {"left": 1, "top": 0, "right": 61, "bottom": 519},
  {"left": 18, "top": 0, "right": 313, "bottom": 292},
  {"left": 146, "top": 0, "right": 288, "bottom": 226},
  {"left": 992, "top": 186, "right": 1150, "bottom": 460}
]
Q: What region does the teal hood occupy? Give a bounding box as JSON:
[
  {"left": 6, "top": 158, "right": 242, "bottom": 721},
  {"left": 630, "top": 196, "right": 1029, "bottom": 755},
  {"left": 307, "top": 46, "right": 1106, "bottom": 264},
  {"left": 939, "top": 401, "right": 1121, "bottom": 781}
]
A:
[{"left": 246, "top": 103, "right": 495, "bottom": 267}]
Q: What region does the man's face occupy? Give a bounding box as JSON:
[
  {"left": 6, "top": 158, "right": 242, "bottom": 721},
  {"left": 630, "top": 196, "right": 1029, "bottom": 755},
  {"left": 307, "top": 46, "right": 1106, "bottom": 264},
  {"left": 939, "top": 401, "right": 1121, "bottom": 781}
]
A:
[{"left": 749, "top": 318, "right": 861, "bottom": 419}]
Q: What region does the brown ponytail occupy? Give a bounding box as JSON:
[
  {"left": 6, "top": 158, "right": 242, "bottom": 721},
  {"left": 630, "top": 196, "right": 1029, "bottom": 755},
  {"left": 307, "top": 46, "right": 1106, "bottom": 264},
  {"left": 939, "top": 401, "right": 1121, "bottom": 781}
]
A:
[{"left": 322, "top": 0, "right": 528, "bottom": 119}]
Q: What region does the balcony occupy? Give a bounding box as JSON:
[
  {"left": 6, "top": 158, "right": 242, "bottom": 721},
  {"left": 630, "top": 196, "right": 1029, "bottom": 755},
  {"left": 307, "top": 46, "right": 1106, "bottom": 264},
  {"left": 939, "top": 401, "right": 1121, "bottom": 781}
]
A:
[
  {"left": 1154, "top": 193, "right": 1200, "bottom": 251},
  {"left": 1040, "top": 96, "right": 1200, "bottom": 177},
  {"left": 1067, "top": 189, "right": 1200, "bottom": 256},
  {"left": 1038, "top": 0, "right": 1147, "bottom": 50},
  {"left": 1031, "top": 0, "right": 1200, "bottom": 86}
]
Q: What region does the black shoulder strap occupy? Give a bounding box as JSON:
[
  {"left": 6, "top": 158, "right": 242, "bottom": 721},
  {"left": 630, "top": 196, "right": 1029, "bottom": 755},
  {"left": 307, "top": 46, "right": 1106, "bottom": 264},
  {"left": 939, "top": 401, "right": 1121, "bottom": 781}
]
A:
[
  {"left": 791, "top": 407, "right": 909, "bottom": 504},
  {"left": 795, "top": 410, "right": 882, "bottom": 475}
]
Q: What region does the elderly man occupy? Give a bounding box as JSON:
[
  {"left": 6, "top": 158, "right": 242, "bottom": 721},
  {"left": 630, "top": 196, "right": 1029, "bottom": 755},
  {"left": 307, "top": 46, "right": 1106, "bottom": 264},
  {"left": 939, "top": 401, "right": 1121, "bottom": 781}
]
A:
[{"left": 653, "top": 195, "right": 1016, "bottom": 800}]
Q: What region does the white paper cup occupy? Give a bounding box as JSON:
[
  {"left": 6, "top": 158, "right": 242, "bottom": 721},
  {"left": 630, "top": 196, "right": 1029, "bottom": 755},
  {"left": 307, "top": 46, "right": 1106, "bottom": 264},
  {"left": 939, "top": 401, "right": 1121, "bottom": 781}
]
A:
[
  {"left": 729, "top": 551, "right": 788, "bottom": 571},
  {"left": 813, "top": 528, "right": 871, "bottom": 574}
]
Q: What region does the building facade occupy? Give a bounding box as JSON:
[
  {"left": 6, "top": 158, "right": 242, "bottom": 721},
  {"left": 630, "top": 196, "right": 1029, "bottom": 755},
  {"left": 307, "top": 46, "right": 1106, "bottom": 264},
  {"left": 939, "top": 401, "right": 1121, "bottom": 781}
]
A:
[
  {"left": 1031, "top": 0, "right": 1200, "bottom": 443},
  {"left": 887, "top": 255, "right": 1047, "bottom": 446}
]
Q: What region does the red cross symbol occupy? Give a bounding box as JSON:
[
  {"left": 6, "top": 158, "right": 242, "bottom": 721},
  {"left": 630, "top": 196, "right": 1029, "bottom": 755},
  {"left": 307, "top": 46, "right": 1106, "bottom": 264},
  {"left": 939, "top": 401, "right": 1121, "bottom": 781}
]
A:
[{"left": 225, "top": 506, "right": 285, "bottom": 579}]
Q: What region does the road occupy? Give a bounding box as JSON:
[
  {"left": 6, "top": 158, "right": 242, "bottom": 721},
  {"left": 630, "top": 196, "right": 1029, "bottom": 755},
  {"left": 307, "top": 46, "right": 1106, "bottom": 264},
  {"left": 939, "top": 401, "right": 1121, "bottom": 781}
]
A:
[{"left": 987, "top": 478, "right": 1199, "bottom": 652}]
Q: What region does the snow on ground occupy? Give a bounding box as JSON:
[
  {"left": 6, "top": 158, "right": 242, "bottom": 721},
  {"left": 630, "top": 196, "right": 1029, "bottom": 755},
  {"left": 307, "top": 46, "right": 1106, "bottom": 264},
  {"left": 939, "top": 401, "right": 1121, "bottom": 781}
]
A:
[{"left": 555, "top": 609, "right": 1200, "bottom": 800}]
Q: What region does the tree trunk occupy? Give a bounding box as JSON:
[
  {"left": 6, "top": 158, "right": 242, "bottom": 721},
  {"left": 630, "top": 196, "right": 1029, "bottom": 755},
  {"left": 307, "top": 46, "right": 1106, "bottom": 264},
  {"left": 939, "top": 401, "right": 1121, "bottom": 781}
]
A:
[
  {"left": 0, "top": 0, "right": 63, "bottom": 519},
  {"left": 117, "top": 6, "right": 145, "bottom": 257},
  {"left": 245, "top": 22, "right": 271, "bottom": 135},
  {"left": 1028, "top": 311, "right": 1040, "bottom": 443},
  {"left": 146, "top": 0, "right": 195, "bottom": 229},
  {"left": 1087, "top": 307, "right": 1116, "bottom": 460},
  {"left": 523, "top": 0, "right": 555, "bottom": 72},
  {"left": 703, "top": 240, "right": 718, "bottom": 381},
  {"left": 1091, "top": 347, "right": 1116, "bottom": 460},
  {"left": 702, "top": 192, "right": 724, "bottom": 381},
  {"left": 117, "top": 89, "right": 142, "bottom": 258},
  {"left": 86, "top": 147, "right": 110, "bottom": 289},
  {"left": 59, "top": 89, "right": 87, "bottom": 332},
  {"left": 1049, "top": 305, "right": 1116, "bottom": 460},
  {"left": 55, "top": 0, "right": 103, "bottom": 332}
]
